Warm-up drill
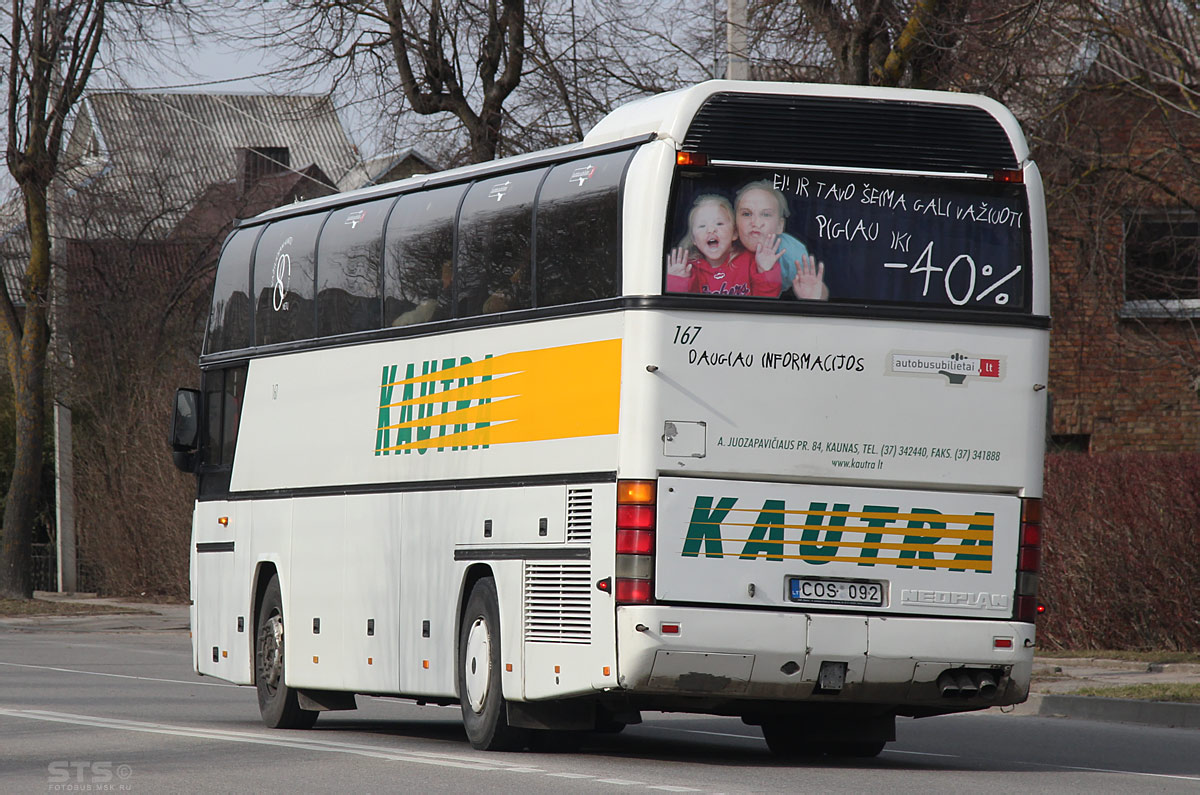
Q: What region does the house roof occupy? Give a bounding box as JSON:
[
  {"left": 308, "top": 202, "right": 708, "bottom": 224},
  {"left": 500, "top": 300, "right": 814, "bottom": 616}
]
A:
[
  {"left": 1076, "top": 4, "right": 1199, "bottom": 89},
  {"left": 360, "top": 147, "right": 441, "bottom": 186},
  {"left": 55, "top": 91, "right": 364, "bottom": 239}
]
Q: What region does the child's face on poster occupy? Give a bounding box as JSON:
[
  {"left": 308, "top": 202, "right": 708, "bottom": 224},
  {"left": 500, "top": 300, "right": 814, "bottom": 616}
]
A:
[
  {"left": 689, "top": 201, "right": 735, "bottom": 265},
  {"left": 736, "top": 188, "right": 785, "bottom": 252}
]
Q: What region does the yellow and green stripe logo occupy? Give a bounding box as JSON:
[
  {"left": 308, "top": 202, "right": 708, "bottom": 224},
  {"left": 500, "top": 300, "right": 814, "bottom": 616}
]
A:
[
  {"left": 681, "top": 497, "right": 994, "bottom": 572},
  {"left": 375, "top": 339, "right": 621, "bottom": 455}
]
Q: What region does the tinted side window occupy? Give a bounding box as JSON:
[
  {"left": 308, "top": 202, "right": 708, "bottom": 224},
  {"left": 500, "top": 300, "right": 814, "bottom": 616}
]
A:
[
  {"left": 457, "top": 170, "right": 544, "bottom": 317},
  {"left": 254, "top": 215, "right": 321, "bottom": 345},
  {"left": 536, "top": 151, "right": 629, "bottom": 305},
  {"left": 317, "top": 198, "right": 392, "bottom": 336},
  {"left": 384, "top": 185, "right": 466, "bottom": 327},
  {"left": 199, "top": 365, "right": 247, "bottom": 498},
  {"left": 204, "top": 229, "right": 256, "bottom": 354}
]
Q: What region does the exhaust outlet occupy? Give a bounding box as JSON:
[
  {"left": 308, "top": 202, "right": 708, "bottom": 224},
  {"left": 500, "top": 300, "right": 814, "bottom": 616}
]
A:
[
  {"left": 952, "top": 670, "right": 978, "bottom": 697},
  {"left": 936, "top": 670, "right": 959, "bottom": 697},
  {"left": 975, "top": 671, "right": 998, "bottom": 700}
]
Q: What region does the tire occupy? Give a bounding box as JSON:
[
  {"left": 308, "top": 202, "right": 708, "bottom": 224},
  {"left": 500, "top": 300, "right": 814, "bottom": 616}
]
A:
[
  {"left": 458, "top": 577, "right": 528, "bottom": 751},
  {"left": 813, "top": 739, "right": 886, "bottom": 758},
  {"left": 761, "top": 722, "right": 886, "bottom": 759},
  {"left": 255, "top": 575, "right": 318, "bottom": 730},
  {"left": 760, "top": 722, "right": 815, "bottom": 759}
]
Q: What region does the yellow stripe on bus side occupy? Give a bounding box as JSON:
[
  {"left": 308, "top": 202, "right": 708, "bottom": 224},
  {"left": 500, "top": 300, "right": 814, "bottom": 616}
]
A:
[{"left": 378, "top": 339, "right": 621, "bottom": 451}]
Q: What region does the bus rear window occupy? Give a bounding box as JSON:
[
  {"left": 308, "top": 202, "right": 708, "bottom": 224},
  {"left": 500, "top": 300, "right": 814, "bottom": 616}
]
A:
[{"left": 666, "top": 166, "right": 1031, "bottom": 312}]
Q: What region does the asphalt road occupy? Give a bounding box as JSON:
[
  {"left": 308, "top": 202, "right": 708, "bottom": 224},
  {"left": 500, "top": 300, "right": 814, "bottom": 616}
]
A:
[{"left": 1, "top": 626, "right": 1198, "bottom": 793}]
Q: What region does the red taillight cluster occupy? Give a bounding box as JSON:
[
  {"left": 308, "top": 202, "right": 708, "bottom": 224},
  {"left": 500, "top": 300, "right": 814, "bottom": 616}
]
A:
[
  {"left": 1015, "top": 497, "right": 1042, "bottom": 622},
  {"left": 615, "top": 480, "right": 656, "bottom": 605}
]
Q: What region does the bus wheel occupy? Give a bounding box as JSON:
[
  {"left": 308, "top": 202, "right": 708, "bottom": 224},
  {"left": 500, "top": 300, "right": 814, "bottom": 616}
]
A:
[
  {"left": 458, "top": 578, "right": 528, "bottom": 751},
  {"left": 255, "top": 575, "right": 318, "bottom": 730},
  {"left": 760, "top": 722, "right": 815, "bottom": 759},
  {"left": 813, "top": 739, "right": 886, "bottom": 758}
]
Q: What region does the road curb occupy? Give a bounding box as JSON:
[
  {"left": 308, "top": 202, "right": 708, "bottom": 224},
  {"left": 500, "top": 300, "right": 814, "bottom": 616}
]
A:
[{"left": 1036, "top": 694, "right": 1200, "bottom": 729}]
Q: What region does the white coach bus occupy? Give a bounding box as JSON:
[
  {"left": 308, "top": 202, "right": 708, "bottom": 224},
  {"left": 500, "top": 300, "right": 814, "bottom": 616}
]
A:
[{"left": 170, "top": 80, "right": 1048, "bottom": 757}]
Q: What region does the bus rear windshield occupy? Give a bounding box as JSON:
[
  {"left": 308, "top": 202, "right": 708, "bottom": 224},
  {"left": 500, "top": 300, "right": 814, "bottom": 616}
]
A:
[{"left": 666, "top": 166, "right": 1031, "bottom": 312}]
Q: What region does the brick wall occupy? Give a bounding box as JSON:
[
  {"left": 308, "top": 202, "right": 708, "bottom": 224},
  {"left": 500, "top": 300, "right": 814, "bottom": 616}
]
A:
[{"left": 1039, "top": 89, "right": 1200, "bottom": 452}]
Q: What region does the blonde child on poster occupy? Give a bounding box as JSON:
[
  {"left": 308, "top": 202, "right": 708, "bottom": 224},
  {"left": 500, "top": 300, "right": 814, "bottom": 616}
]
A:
[
  {"left": 665, "top": 194, "right": 782, "bottom": 296},
  {"left": 734, "top": 180, "right": 829, "bottom": 300}
]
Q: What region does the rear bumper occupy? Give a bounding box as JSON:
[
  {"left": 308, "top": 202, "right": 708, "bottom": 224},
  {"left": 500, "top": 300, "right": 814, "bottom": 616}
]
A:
[{"left": 615, "top": 605, "right": 1034, "bottom": 709}]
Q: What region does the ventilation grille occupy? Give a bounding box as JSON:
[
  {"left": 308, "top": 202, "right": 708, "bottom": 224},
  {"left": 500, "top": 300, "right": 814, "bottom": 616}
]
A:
[
  {"left": 566, "top": 488, "right": 593, "bottom": 543},
  {"left": 524, "top": 562, "right": 591, "bottom": 644},
  {"left": 682, "top": 93, "right": 1018, "bottom": 173}
]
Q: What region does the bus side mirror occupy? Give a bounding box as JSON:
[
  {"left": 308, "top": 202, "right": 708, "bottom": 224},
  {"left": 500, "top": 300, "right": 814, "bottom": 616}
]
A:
[{"left": 170, "top": 388, "right": 201, "bottom": 472}]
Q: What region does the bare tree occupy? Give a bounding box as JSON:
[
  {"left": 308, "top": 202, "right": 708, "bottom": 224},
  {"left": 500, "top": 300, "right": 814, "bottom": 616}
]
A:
[
  {"left": 251, "top": 1, "right": 525, "bottom": 164},
  {"left": 0, "top": 0, "right": 108, "bottom": 598}
]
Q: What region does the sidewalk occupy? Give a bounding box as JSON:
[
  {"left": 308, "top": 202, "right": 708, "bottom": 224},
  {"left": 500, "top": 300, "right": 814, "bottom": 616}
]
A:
[
  {"left": 1008, "top": 656, "right": 1200, "bottom": 729},
  {"left": 0, "top": 591, "right": 190, "bottom": 633},
  {"left": 9, "top": 593, "right": 1199, "bottom": 729}
]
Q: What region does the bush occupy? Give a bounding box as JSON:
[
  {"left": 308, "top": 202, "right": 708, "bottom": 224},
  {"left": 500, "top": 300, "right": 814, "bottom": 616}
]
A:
[{"left": 1039, "top": 452, "right": 1200, "bottom": 651}]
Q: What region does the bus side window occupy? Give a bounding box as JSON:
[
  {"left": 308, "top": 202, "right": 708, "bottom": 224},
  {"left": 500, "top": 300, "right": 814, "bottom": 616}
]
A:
[
  {"left": 456, "top": 169, "right": 544, "bottom": 317},
  {"left": 384, "top": 185, "right": 465, "bottom": 327},
  {"left": 536, "top": 151, "right": 630, "bottom": 305},
  {"left": 317, "top": 198, "right": 391, "bottom": 336},
  {"left": 204, "top": 229, "right": 257, "bottom": 354},
  {"left": 199, "top": 364, "right": 247, "bottom": 498},
  {"left": 253, "top": 215, "right": 321, "bottom": 345}
]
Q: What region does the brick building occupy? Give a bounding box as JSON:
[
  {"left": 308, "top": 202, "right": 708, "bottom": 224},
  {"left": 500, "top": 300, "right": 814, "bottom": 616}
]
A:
[{"left": 1041, "top": 14, "right": 1200, "bottom": 453}]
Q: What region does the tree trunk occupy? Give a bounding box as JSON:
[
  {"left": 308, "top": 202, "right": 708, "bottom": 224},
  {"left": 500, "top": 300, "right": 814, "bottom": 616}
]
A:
[{"left": 0, "top": 182, "right": 52, "bottom": 599}]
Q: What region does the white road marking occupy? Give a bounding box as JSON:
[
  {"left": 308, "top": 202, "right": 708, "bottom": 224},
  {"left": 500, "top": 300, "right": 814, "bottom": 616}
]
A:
[
  {"left": 0, "top": 708, "right": 710, "bottom": 790},
  {"left": 0, "top": 660, "right": 236, "bottom": 687},
  {"left": 648, "top": 726, "right": 760, "bottom": 741},
  {"left": 887, "top": 749, "right": 1200, "bottom": 782}
]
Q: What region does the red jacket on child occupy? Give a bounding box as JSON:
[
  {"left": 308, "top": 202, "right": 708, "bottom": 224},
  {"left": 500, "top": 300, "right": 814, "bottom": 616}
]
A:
[{"left": 666, "top": 249, "right": 781, "bottom": 296}]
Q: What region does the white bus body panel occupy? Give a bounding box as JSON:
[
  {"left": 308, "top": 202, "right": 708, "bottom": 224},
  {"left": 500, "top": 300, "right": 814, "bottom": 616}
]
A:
[
  {"left": 615, "top": 605, "right": 1034, "bottom": 703},
  {"left": 629, "top": 310, "right": 1047, "bottom": 495},
  {"left": 656, "top": 477, "right": 1019, "bottom": 617}
]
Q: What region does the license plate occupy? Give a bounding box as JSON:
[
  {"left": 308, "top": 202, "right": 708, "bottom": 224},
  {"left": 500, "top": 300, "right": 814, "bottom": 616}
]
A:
[{"left": 789, "top": 577, "right": 885, "bottom": 607}]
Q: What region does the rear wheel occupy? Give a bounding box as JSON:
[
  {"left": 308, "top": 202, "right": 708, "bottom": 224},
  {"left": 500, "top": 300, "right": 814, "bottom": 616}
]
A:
[
  {"left": 255, "top": 575, "right": 318, "bottom": 729},
  {"left": 814, "top": 739, "right": 886, "bottom": 758},
  {"left": 458, "top": 577, "right": 528, "bottom": 750},
  {"left": 761, "top": 722, "right": 886, "bottom": 759}
]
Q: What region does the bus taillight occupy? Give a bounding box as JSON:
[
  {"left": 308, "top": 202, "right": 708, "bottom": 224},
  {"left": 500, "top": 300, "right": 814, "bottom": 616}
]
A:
[
  {"left": 616, "top": 479, "right": 656, "bottom": 605},
  {"left": 1015, "top": 497, "right": 1042, "bottom": 622}
]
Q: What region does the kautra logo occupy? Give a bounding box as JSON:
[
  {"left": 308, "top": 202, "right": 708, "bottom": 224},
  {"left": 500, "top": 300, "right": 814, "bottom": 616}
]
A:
[
  {"left": 681, "top": 496, "right": 994, "bottom": 572},
  {"left": 375, "top": 355, "right": 496, "bottom": 455},
  {"left": 375, "top": 339, "right": 621, "bottom": 455}
]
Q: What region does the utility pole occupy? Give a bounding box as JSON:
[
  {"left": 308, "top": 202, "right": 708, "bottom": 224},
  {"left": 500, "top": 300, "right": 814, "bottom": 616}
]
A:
[
  {"left": 54, "top": 401, "right": 76, "bottom": 592},
  {"left": 726, "top": 0, "right": 749, "bottom": 80}
]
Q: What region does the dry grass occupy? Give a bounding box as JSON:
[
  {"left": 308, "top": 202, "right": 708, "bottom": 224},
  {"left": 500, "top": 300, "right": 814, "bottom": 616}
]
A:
[
  {"left": 1037, "top": 650, "right": 1200, "bottom": 664},
  {"left": 1070, "top": 683, "right": 1200, "bottom": 703},
  {"left": 0, "top": 598, "right": 150, "bottom": 617}
]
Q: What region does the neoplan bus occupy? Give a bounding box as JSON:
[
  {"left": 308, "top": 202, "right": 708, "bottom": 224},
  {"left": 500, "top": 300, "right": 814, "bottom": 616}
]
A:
[{"left": 170, "top": 80, "right": 1048, "bottom": 757}]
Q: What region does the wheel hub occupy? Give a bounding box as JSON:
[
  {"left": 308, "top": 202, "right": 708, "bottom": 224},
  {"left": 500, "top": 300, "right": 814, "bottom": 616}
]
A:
[
  {"left": 463, "top": 617, "right": 491, "bottom": 713},
  {"left": 258, "top": 613, "right": 284, "bottom": 692}
]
